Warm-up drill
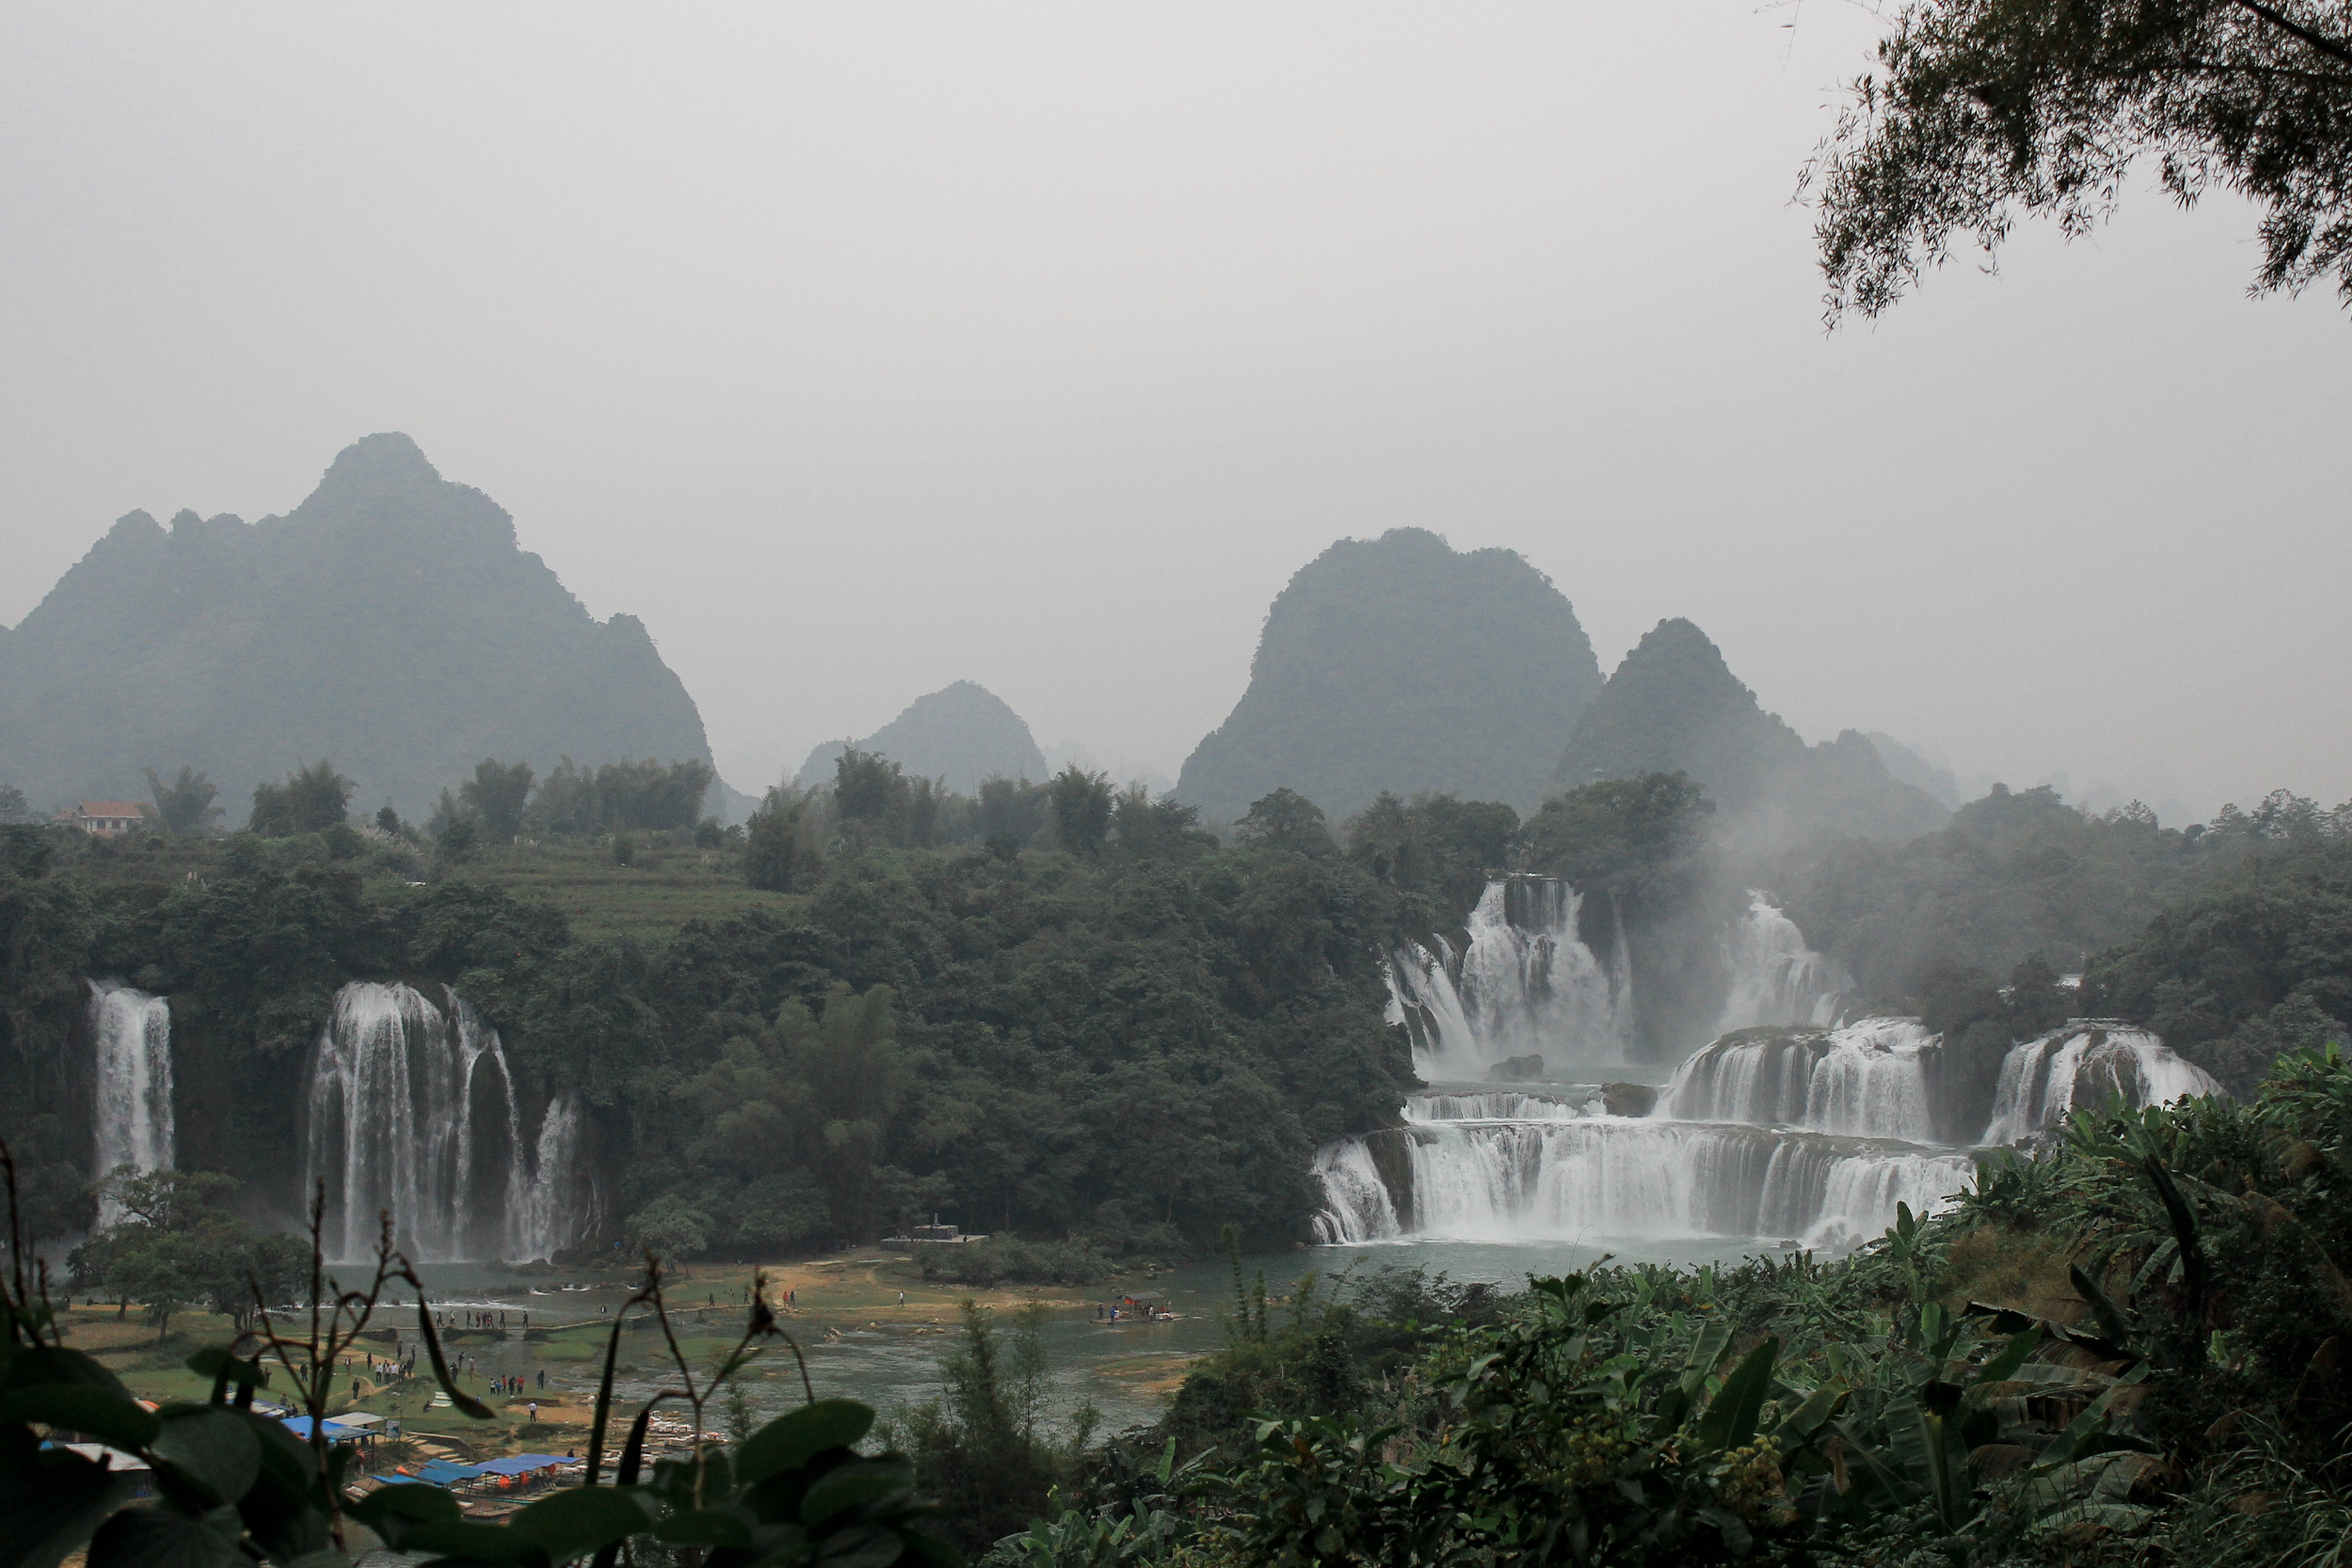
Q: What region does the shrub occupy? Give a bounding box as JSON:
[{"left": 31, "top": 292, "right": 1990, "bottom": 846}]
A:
[{"left": 914, "top": 1237, "right": 1112, "bottom": 1287}]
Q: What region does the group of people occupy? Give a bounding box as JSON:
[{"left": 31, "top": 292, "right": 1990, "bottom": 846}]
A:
[
  {"left": 439, "top": 1308, "right": 527, "bottom": 1329},
  {"left": 1094, "top": 1301, "right": 1174, "bottom": 1322}
]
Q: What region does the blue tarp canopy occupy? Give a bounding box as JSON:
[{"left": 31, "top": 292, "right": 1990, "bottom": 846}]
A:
[
  {"left": 414, "top": 1460, "right": 484, "bottom": 1486},
  {"left": 279, "top": 1418, "right": 353, "bottom": 1439},
  {"left": 476, "top": 1455, "right": 570, "bottom": 1475}
]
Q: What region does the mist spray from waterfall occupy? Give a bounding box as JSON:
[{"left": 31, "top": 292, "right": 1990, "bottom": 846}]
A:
[{"left": 1715, "top": 893, "right": 1850, "bottom": 1034}]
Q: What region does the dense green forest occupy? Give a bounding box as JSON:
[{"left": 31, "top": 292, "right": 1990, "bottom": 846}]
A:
[
  {"left": 0, "top": 753, "right": 1435, "bottom": 1259},
  {"left": 956, "top": 1044, "right": 2352, "bottom": 1565},
  {"left": 9, "top": 744, "right": 2352, "bottom": 1565},
  {"left": 8, "top": 743, "right": 2352, "bottom": 1265},
  {"left": 14, "top": 1042, "right": 2352, "bottom": 1566}
]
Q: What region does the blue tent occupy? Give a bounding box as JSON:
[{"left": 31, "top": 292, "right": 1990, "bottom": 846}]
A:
[
  {"left": 476, "top": 1455, "right": 567, "bottom": 1476},
  {"left": 279, "top": 1418, "right": 353, "bottom": 1439},
  {"left": 414, "top": 1459, "right": 484, "bottom": 1487}
]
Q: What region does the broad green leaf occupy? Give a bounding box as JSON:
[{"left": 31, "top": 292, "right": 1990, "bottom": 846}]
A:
[
  {"left": 180, "top": 1351, "right": 266, "bottom": 1402},
  {"left": 1971, "top": 1326, "right": 2043, "bottom": 1389},
  {"left": 0, "top": 1387, "right": 161, "bottom": 1456},
  {"left": 2069, "top": 1266, "right": 2137, "bottom": 1351},
  {"left": 1770, "top": 1380, "right": 1846, "bottom": 1441},
  {"left": 0, "top": 1346, "right": 136, "bottom": 1401},
  {"left": 229, "top": 1412, "right": 329, "bottom": 1560},
  {"left": 895, "top": 1526, "right": 961, "bottom": 1566},
  {"left": 810, "top": 1523, "right": 905, "bottom": 1568},
  {"left": 383, "top": 1517, "right": 552, "bottom": 1566},
  {"left": 799, "top": 1459, "right": 914, "bottom": 1526},
  {"left": 151, "top": 1409, "right": 260, "bottom": 1510},
  {"left": 346, "top": 1481, "right": 461, "bottom": 1539},
  {"left": 2067, "top": 1501, "right": 2152, "bottom": 1532},
  {"left": 0, "top": 1449, "right": 141, "bottom": 1568},
  {"left": 1692, "top": 1504, "right": 1753, "bottom": 1558},
  {"left": 274, "top": 1552, "right": 350, "bottom": 1568},
  {"left": 505, "top": 1484, "right": 658, "bottom": 1560},
  {"left": 1695, "top": 1337, "right": 1777, "bottom": 1452},
  {"left": 87, "top": 1502, "right": 246, "bottom": 1568},
  {"left": 654, "top": 1506, "right": 754, "bottom": 1547},
  {"left": 738, "top": 1400, "right": 875, "bottom": 1487},
  {"left": 2038, "top": 1362, "right": 2150, "bottom": 1470},
  {"left": 1680, "top": 1319, "right": 1732, "bottom": 1384}
]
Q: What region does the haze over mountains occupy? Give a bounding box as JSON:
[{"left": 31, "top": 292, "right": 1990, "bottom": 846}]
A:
[
  {"left": 1549, "top": 619, "right": 1948, "bottom": 847},
  {"left": 0, "top": 434, "right": 720, "bottom": 821},
  {"left": 4, "top": 454, "right": 2002, "bottom": 841},
  {"left": 796, "top": 681, "right": 1049, "bottom": 794},
  {"left": 1176, "top": 528, "right": 1605, "bottom": 821}
]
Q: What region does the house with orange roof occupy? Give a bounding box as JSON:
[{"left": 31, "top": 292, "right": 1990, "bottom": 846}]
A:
[{"left": 55, "top": 801, "right": 151, "bottom": 836}]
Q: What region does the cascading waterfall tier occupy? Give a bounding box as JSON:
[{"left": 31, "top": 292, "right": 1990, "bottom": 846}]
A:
[
  {"left": 1657, "top": 1019, "right": 1939, "bottom": 1143},
  {"left": 88, "top": 980, "right": 175, "bottom": 1224},
  {"left": 1344, "top": 889, "right": 1986, "bottom": 1255},
  {"left": 1405, "top": 1090, "right": 1598, "bottom": 1123},
  {"left": 302, "top": 981, "right": 589, "bottom": 1262},
  {"left": 1313, "top": 1102, "right": 1974, "bottom": 1254},
  {"left": 1715, "top": 894, "right": 1850, "bottom": 1034},
  {"left": 1385, "top": 876, "right": 1633, "bottom": 1080},
  {"left": 1982, "top": 1023, "right": 2224, "bottom": 1146},
  {"left": 1317, "top": 1015, "right": 1978, "bottom": 1254}
]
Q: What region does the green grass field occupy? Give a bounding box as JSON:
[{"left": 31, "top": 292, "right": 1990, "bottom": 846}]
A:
[
  {"left": 402, "top": 841, "right": 803, "bottom": 943},
  {"left": 43, "top": 827, "right": 802, "bottom": 947}
]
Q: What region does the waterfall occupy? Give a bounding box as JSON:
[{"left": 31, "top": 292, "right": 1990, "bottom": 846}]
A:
[
  {"left": 1312, "top": 1116, "right": 1974, "bottom": 1252},
  {"left": 1657, "top": 1019, "right": 1939, "bottom": 1143},
  {"left": 1340, "top": 881, "right": 1959, "bottom": 1254},
  {"left": 302, "top": 982, "right": 588, "bottom": 1261},
  {"left": 88, "top": 981, "right": 175, "bottom": 1223},
  {"left": 1716, "top": 893, "right": 1850, "bottom": 1033},
  {"left": 1311, "top": 1136, "right": 1407, "bottom": 1242},
  {"left": 1405, "top": 1090, "right": 1598, "bottom": 1123},
  {"left": 1386, "top": 876, "right": 1632, "bottom": 1080},
  {"left": 514, "top": 1093, "right": 591, "bottom": 1264},
  {"left": 1317, "top": 1016, "right": 1972, "bottom": 1254},
  {"left": 1385, "top": 937, "right": 1483, "bottom": 1075},
  {"left": 1981, "top": 1024, "right": 2224, "bottom": 1146}
]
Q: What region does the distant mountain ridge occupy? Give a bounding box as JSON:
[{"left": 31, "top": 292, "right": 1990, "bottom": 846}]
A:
[
  {"left": 795, "top": 680, "right": 1048, "bottom": 794},
  {"left": 1549, "top": 618, "right": 1947, "bottom": 846},
  {"left": 0, "top": 434, "right": 720, "bottom": 821},
  {"left": 1177, "top": 528, "right": 1604, "bottom": 821}
]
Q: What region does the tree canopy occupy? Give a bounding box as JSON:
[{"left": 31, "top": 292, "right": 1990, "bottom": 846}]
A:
[{"left": 1808, "top": 0, "right": 2352, "bottom": 318}]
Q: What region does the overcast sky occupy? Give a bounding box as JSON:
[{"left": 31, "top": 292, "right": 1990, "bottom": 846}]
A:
[{"left": 5, "top": 3, "right": 2346, "bottom": 821}]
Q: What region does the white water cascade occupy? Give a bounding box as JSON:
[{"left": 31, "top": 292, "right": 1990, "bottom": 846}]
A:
[
  {"left": 1981, "top": 1023, "right": 2224, "bottom": 1146},
  {"left": 1715, "top": 894, "right": 1850, "bottom": 1034},
  {"left": 1406, "top": 1090, "right": 1597, "bottom": 1123},
  {"left": 1385, "top": 877, "right": 1633, "bottom": 1080},
  {"left": 302, "top": 981, "right": 590, "bottom": 1262},
  {"left": 88, "top": 981, "right": 175, "bottom": 1224},
  {"left": 1314, "top": 1101, "right": 1975, "bottom": 1254},
  {"left": 1340, "top": 884, "right": 1970, "bottom": 1255},
  {"left": 1658, "top": 1019, "right": 1940, "bottom": 1143}
]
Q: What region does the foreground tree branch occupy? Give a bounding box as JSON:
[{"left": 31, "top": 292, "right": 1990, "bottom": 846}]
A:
[{"left": 1803, "top": 0, "right": 2352, "bottom": 319}]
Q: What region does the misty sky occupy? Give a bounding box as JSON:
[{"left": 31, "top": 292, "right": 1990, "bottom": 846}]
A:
[{"left": 5, "top": 4, "right": 2346, "bottom": 822}]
